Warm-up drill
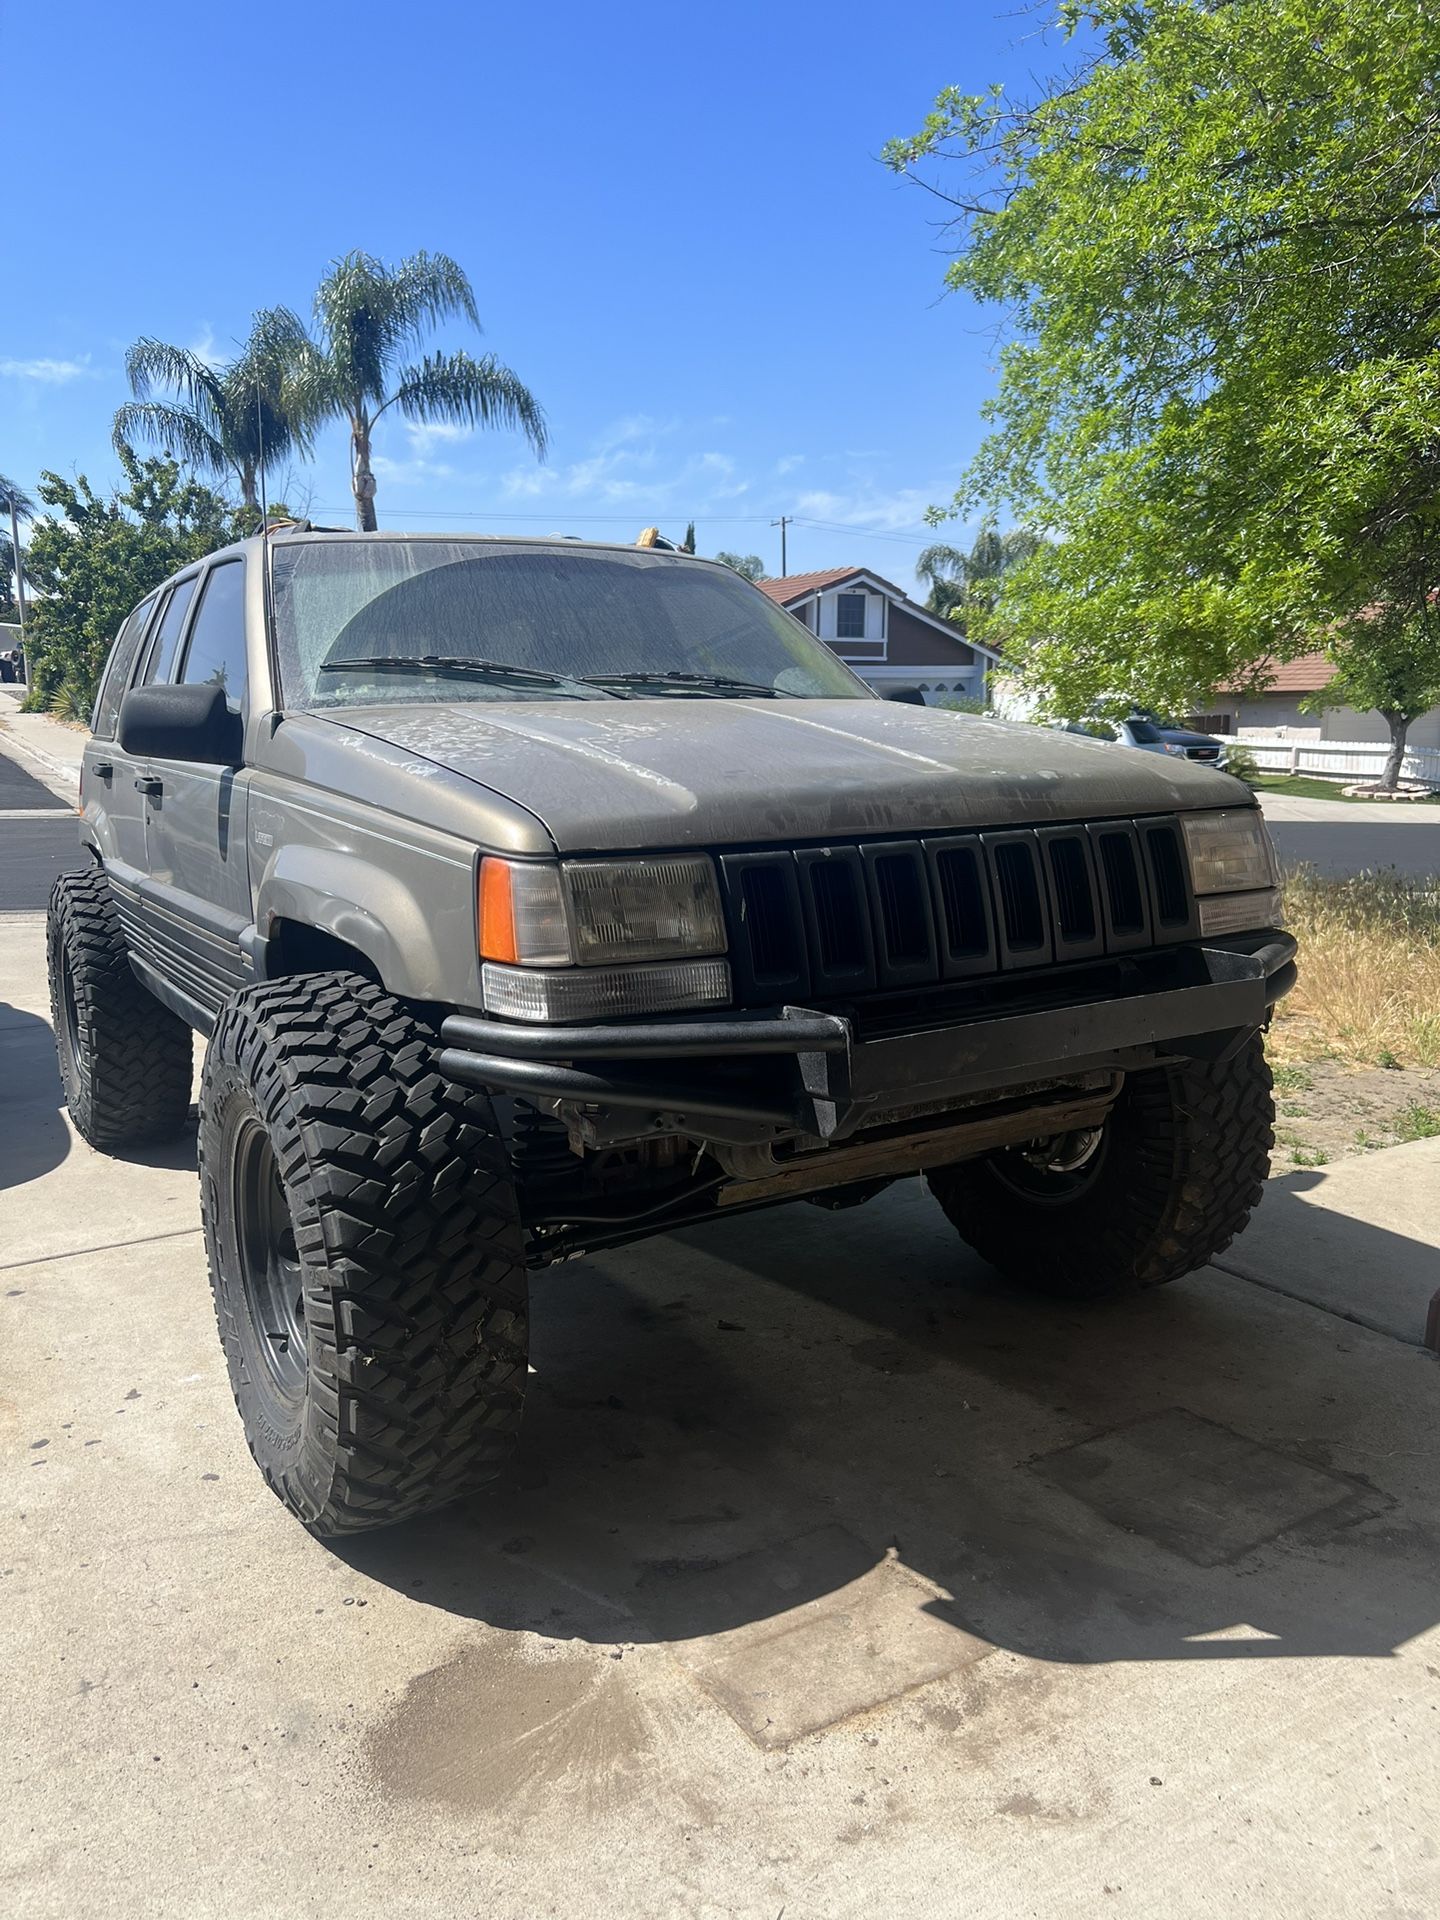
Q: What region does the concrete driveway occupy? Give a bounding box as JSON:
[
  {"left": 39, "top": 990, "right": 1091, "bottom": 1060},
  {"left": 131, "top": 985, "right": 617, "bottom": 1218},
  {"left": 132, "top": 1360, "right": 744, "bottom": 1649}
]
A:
[{"left": 3, "top": 721, "right": 1439, "bottom": 1919}]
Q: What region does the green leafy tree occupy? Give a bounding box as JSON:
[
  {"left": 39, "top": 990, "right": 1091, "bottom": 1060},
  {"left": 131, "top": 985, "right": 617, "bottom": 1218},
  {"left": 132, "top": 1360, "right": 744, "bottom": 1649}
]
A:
[
  {"left": 290, "top": 250, "right": 547, "bottom": 530},
  {"left": 114, "top": 310, "right": 310, "bottom": 513},
  {"left": 1305, "top": 608, "right": 1440, "bottom": 789},
  {"left": 713, "top": 551, "right": 769, "bottom": 581},
  {"left": 681, "top": 521, "right": 697, "bottom": 554},
  {"left": 888, "top": 0, "right": 1440, "bottom": 784},
  {"left": 22, "top": 452, "right": 241, "bottom": 711}
]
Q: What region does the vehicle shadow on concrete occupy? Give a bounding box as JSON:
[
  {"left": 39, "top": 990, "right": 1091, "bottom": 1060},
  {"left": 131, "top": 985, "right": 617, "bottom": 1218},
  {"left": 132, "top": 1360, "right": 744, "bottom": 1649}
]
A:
[
  {"left": 0, "top": 1000, "right": 72, "bottom": 1192},
  {"left": 336, "top": 1179, "right": 1438, "bottom": 1677},
  {"left": 0, "top": 998, "right": 199, "bottom": 1189}
]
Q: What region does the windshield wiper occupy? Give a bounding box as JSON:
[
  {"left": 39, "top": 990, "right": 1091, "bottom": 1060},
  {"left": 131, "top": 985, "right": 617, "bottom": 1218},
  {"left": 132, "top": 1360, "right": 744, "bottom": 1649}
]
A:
[
  {"left": 318, "top": 654, "right": 616, "bottom": 695},
  {"left": 580, "top": 670, "right": 780, "bottom": 697}
]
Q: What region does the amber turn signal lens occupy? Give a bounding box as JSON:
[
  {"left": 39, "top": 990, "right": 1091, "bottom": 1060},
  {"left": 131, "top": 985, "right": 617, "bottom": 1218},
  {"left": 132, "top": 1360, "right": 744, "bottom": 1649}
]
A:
[{"left": 478, "top": 857, "right": 519, "bottom": 963}]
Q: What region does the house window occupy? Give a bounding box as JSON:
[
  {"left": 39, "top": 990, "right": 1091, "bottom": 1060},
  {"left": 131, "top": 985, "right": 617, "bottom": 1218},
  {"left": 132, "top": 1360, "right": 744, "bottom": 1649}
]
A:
[{"left": 835, "top": 592, "right": 867, "bottom": 640}]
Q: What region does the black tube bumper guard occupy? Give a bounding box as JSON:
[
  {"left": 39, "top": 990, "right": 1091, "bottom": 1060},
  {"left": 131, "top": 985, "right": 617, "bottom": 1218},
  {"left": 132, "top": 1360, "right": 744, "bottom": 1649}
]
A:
[{"left": 438, "top": 934, "right": 1297, "bottom": 1141}]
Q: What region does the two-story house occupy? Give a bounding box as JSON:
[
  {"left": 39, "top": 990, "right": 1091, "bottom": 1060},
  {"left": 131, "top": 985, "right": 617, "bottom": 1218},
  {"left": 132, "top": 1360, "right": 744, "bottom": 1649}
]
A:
[{"left": 757, "top": 567, "right": 998, "bottom": 704}]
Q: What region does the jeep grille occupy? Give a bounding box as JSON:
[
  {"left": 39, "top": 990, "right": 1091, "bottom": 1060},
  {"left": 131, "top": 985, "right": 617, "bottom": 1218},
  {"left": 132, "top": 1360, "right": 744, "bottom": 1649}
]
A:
[{"left": 718, "top": 816, "right": 1199, "bottom": 1006}]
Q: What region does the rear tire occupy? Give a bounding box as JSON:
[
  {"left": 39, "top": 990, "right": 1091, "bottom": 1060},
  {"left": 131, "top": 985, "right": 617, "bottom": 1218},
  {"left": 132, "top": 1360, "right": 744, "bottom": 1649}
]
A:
[
  {"left": 926, "top": 1035, "right": 1274, "bottom": 1299},
  {"left": 198, "top": 972, "right": 528, "bottom": 1536},
  {"left": 46, "top": 867, "right": 193, "bottom": 1149}
]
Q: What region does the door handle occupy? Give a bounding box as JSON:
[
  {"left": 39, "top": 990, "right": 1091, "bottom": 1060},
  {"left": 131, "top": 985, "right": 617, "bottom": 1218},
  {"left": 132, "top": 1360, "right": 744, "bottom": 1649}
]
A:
[
  {"left": 134, "top": 775, "right": 163, "bottom": 797},
  {"left": 92, "top": 760, "right": 114, "bottom": 779}
]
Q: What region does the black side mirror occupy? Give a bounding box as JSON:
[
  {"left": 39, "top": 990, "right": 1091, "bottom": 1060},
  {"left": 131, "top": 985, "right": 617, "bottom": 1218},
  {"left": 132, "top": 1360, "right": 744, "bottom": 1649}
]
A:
[
  {"left": 119, "top": 681, "right": 242, "bottom": 765},
  {"left": 884, "top": 686, "right": 928, "bottom": 706}
]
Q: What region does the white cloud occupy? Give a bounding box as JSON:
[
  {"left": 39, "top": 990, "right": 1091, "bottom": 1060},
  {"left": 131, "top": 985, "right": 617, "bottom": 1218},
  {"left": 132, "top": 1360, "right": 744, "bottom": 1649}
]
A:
[
  {"left": 372, "top": 451, "right": 459, "bottom": 485},
  {"left": 404, "top": 420, "right": 472, "bottom": 451},
  {"left": 186, "top": 327, "right": 225, "bottom": 369},
  {"left": 794, "top": 486, "right": 935, "bottom": 533},
  {"left": 0, "top": 355, "right": 93, "bottom": 384},
  {"left": 776, "top": 454, "right": 805, "bottom": 476}
]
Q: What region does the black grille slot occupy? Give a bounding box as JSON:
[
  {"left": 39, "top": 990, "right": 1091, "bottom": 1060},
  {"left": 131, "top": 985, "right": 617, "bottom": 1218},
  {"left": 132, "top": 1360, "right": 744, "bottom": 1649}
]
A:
[
  {"left": 1143, "top": 821, "right": 1193, "bottom": 933},
  {"left": 989, "top": 838, "right": 1048, "bottom": 960},
  {"left": 874, "top": 855, "right": 929, "bottom": 962},
  {"left": 719, "top": 852, "right": 810, "bottom": 998},
  {"left": 934, "top": 846, "right": 990, "bottom": 957},
  {"left": 741, "top": 865, "right": 796, "bottom": 975},
  {"left": 1096, "top": 830, "right": 1147, "bottom": 936},
  {"left": 1046, "top": 835, "right": 1096, "bottom": 944},
  {"left": 862, "top": 842, "right": 939, "bottom": 984},
  {"left": 809, "top": 860, "right": 866, "bottom": 972}
]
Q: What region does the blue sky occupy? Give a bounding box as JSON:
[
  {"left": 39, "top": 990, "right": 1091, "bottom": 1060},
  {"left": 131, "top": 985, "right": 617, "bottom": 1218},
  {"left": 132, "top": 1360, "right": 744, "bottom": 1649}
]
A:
[{"left": 2, "top": 0, "right": 1062, "bottom": 589}]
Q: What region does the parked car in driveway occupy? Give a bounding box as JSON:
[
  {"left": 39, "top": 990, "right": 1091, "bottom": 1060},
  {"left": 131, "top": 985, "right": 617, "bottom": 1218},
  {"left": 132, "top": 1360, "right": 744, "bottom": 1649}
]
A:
[
  {"left": 49, "top": 528, "right": 1292, "bottom": 1536},
  {"left": 1055, "top": 712, "right": 1229, "bottom": 770}
]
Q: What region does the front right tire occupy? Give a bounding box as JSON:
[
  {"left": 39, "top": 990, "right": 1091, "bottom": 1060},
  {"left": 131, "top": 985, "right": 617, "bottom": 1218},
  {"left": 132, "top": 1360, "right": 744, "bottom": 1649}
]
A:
[
  {"left": 926, "top": 1033, "right": 1275, "bottom": 1299},
  {"left": 198, "top": 971, "right": 529, "bottom": 1535}
]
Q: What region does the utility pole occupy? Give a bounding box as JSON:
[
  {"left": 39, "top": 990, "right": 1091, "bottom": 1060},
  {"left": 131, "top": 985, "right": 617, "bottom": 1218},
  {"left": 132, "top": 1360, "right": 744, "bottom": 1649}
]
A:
[{"left": 770, "top": 515, "right": 791, "bottom": 576}]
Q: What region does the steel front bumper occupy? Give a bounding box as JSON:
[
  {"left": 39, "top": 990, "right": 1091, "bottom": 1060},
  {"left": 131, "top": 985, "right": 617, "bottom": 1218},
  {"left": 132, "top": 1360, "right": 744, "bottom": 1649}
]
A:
[{"left": 438, "top": 934, "right": 1297, "bottom": 1141}]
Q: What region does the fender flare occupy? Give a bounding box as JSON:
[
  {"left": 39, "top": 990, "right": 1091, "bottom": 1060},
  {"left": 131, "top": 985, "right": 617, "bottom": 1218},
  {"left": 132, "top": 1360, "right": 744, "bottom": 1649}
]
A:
[{"left": 254, "top": 845, "right": 470, "bottom": 1000}]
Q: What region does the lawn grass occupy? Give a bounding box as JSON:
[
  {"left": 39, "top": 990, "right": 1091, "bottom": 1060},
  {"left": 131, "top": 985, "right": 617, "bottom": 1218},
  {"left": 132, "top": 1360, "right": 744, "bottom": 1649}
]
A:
[
  {"left": 1253, "top": 774, "right": 1439, "bottom": 804},
  {"left": 1271, "top": 866, "right": 1440, "bottom": 1068}
]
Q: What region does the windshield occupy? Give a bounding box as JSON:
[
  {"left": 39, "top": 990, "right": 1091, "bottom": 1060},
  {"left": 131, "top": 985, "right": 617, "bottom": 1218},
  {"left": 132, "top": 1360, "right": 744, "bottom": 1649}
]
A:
[{"left": 269, "top": 540, "right": 870, "bottom": 709}]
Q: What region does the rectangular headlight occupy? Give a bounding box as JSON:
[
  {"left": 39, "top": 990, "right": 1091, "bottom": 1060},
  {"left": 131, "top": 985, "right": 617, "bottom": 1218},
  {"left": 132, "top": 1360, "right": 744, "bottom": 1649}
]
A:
[
  {"left": 564, "top": 856, "right": 726, "bottom": 964},
  {"left": 1197, "top": 887, "right": 1286, "bottom": 935},
  {"left": 479, "top": 855, "right": 726, "bottom": 966},
  {"left": 1181, "top": 808, "right": 1277, "bottom": 894},
  {"left": 482, "top": 958, "right": 732, "bottom": 1023}
]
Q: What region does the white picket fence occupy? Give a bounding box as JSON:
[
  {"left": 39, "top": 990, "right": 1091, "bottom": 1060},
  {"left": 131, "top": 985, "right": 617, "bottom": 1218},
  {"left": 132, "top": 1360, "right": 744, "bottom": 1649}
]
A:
[{"left": 1237, "top": 734, "right": 1440, "bottom": 787}]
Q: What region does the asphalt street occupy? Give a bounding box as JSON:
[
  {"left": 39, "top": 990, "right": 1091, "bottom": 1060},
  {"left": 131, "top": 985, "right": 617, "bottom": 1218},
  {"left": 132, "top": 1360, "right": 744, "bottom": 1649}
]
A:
[
  {"left": 1258, "top": 791, "right": 1440, "bottom": 876},
  {"left": 2, "top": 721, "right": 1438, "bottom": 1920}
]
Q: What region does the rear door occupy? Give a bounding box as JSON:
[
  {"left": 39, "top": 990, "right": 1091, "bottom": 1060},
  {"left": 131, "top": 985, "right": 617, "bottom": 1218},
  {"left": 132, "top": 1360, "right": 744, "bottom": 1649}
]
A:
[
  {"left": 83, "top": 592, "right": 158, "bottom": 879},
  {"left": 142, "top": 558, "right": 252, "bottom": 1015}
]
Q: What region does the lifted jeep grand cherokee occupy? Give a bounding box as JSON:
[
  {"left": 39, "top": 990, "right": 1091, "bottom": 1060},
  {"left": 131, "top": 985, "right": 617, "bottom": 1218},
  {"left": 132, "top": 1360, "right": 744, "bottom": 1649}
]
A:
[{"left": 49, "top": 530, "right": 1294, "bottom": 1535}]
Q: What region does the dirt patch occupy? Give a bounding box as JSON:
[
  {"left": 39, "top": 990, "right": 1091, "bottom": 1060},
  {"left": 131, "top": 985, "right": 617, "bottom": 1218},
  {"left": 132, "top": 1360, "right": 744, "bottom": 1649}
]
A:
[
  {"left": 1269, "top": 1059, "right": 1440, "bottom": 1169},
  {"left": 366, "top": 1637, "right": 649, "bottom": 1814}
]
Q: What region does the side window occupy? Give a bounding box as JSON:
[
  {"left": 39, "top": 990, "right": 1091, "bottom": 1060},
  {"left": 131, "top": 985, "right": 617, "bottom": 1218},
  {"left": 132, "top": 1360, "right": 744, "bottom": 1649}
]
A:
[
  {"left": 137, "top": 576, "right": 198, "bottom": 687},
  {"left": 178, "top": 562, "right": 248, "bottom": 715},
  {"left": 91, "top": 595, "right": 157, "bottom": 740}
]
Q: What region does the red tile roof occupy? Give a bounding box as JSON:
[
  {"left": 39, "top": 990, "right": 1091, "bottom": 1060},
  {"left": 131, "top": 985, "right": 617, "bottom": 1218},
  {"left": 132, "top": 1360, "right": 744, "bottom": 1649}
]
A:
[
  {"left": 756, "top": 568, "right": 867, "bottom": 605},
  {"left": 1224, "top": 651, "right": 1337, "bottom": 696}
]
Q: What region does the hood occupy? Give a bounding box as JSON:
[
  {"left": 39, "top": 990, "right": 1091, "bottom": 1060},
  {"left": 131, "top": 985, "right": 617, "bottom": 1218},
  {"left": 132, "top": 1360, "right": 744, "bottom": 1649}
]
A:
[
  {"left": 1155, "top": 727, "right": 1224, "bottom": 749},
  {"left": 328, "top": 698, "right": 1250, "bottom": 853}
]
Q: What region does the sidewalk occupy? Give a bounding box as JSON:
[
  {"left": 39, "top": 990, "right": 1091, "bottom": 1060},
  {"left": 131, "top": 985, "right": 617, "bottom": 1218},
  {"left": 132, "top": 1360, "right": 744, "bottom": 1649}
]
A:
[{"left": 0, "top": 686, "right": 85, "bottom": 790}]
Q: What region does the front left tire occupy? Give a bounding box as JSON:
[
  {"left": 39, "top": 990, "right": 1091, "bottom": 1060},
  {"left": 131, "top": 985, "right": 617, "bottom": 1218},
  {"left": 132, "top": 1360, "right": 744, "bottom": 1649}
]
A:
[{"left": 198, "top": 971, "right": 529, "bottom": 1535}]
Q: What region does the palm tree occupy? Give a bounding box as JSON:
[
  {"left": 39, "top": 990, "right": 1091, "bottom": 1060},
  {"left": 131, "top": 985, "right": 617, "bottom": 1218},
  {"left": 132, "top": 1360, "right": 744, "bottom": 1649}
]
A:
[
  {"left": 113, "top": 309, "right": 310, "bottom": 514},
  {"left": 0, "top": 473, "right": 36, "bottom": 630},
  {"left": 917, "top": 528, "right": 1044, "bottom": 625},
  {"left": 290, "top": 250, "right": 547, "bottom": 531}
]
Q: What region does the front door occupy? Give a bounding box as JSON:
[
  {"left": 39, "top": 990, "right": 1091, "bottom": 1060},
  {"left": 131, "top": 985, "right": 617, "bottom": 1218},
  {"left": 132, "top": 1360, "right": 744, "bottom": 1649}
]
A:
[{"left": 142, "top": 559, "right": 252, "bottom": 1015}]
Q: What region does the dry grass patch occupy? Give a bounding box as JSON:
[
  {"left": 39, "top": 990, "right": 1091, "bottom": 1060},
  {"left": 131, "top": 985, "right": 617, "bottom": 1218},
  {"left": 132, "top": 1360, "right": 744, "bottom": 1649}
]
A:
[{"left": 1270, "top": 867, "right": 1440, "bottom": 1068}]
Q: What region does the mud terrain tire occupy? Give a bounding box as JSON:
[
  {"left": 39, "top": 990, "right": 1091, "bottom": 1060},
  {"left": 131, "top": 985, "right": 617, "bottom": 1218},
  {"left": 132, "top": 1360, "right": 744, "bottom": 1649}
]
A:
[
  {"left": 199, "top": 972, "right": 528, "bottom": 1535},
  {"left": 46, "top": 867, "right": 193, "bottom": 1148},
  {"left": 927, "top": 1035, "right": 1274, "bottom": 1300}
]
